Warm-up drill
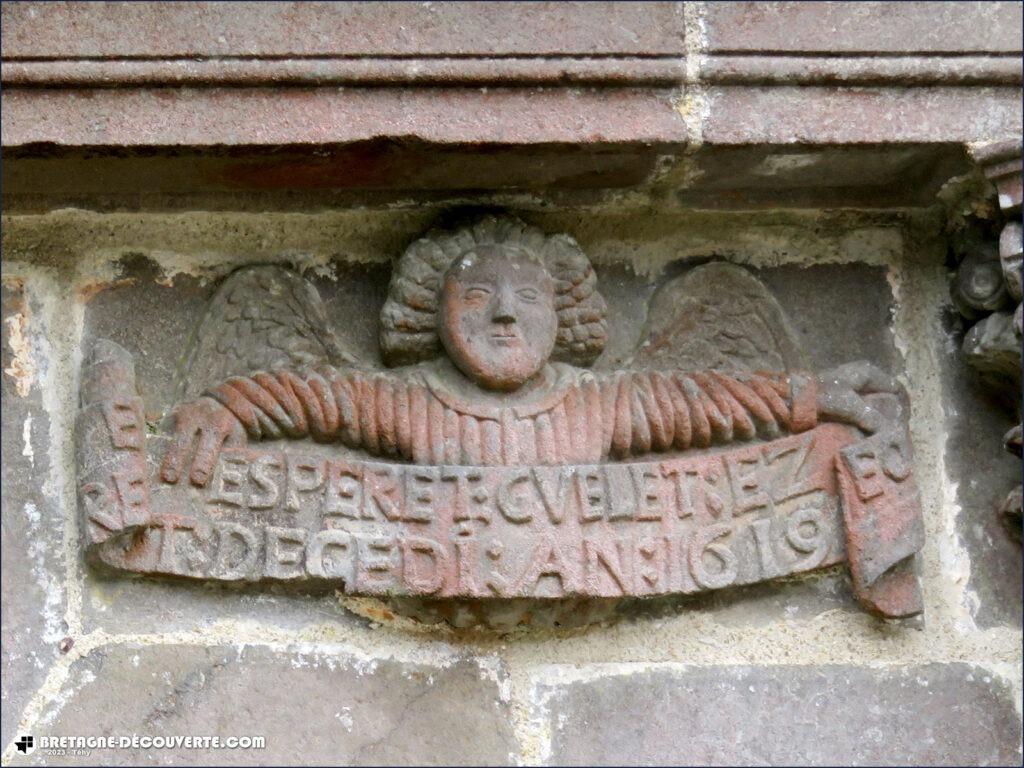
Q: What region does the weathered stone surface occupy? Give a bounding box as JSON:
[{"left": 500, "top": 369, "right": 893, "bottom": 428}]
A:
[
  {"left": 941, "top": 310, "right": 1023, "bottom": 628},
  {"left": 1, "top": 281, "right": 66, "bottom": 747},
  {"left": 9, "top": 83, "right": 1022, "bottom": 152},
  {"left": 542, "top": 663, "right": 1023, "bottom": 766},
  {"left": 701, "top": 54, "right": 1022, "bottom": 86},
  {"left": 5, "top": 3, "right": 1021, "bottom": 167},
  {"left": 999, "top": 221, "right": 1022, "bottom": 301},
  {"left": 754, "top": 265, "right": 902, "bottom": 374},
  {"left": 81, "top": 257, "right": 392, "bottom": 417},
  {"left": 963, "top": 310, "right": 1021, "bottom": 388},
  {"left": 612, "top": 567, "right": 858, "bottom": 628},
  {"left": 703, "top": 2, "right": 1023, "bottom": 53},
  {"left": 944, "top": 140, "right": 1022, "bottom": 613},
  {"left": 81, "top": 260, "right": 212, "bottom": 421},
  {"left": 83, "top": 569, "right": 368, "bottom": 636},
  {"left": 4, "top": 146, "right": 974, "bottom": 214},
  {"left": 0, "top": 86, "right": 688, "bottom": 150},
  {"left": 952, "top": 246, "right": 1012, "bottom": 319},
  {"left": 673, "top": 146, "right": 972, "bottom": 210},
  {"left": 1, "top": 148, "right": 679, "bottom": 215},
  {"left": 972, "top": 140, "right": 1024, "bottom": 214},
  {"left": 1, "top": 1, "right": 687, "bottom": 58},
  {"left": 11, "top": 644, "right": 516, "bottom": 766},
  {"left": 1, "top": 57, "right": 687, "bottom": 89},
  {"left": 2, "top": 3, "right": 1022, "bottom": 766},
  {"left": 704, "top": 86, "right": 1024, "bottom": 145}
]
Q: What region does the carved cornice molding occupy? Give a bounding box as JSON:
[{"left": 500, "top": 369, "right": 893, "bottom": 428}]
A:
[
  {"left": 4, "top": 54, "right": 1020, "bottom": 89},
  {"left": 701, "top": 54, "right": 1022, "bottom": 86},
  {"left": 0, "top": 57, "right": 689, "bottom": 89},
  {"left": 3, "top": 1, "right": 1021, "bottom": 151},
  {"left": 1, "top": 3, "right": 1021, "bottom": 211}
]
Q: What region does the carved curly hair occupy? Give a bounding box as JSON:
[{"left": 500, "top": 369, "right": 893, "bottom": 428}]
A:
[{"left": 380, "top": 215, "right": 608, "bottom": 367}]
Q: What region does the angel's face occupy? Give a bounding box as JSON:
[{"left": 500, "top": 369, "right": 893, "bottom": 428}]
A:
[{"left": 439, "top": 246, "right": 557, "bottom": 391}]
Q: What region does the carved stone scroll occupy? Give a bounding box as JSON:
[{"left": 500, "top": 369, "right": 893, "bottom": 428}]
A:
[
  {"left": 76, "top": 339, "right": 152, "bottom": 548},
  {"left": 81, "top": 344, "right": 922, "bottom": 616}
]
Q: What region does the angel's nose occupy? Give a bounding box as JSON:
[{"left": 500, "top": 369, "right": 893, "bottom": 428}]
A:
[{"left": 491, "top": 290, "right": 517, "bottom": 324}]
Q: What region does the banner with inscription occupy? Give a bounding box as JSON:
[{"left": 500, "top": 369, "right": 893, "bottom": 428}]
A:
[{"left": 76, "top": 343, "right": 925, "bottom": 617}]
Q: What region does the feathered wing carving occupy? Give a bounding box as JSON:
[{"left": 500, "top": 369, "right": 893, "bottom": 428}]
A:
[
  {"left": 174, "top": 265, "right": 356, "bottom": 401},
  {"left": 630, "top": 262, "right": 807, "bottom": 374}
]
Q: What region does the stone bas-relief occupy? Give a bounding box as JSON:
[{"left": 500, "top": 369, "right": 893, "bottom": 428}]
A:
[
  {"left": 77, "top": 216, "right": 926, "bottom": 624},
  {"left": 954, "top": 142, "right": 1023, "bottom": 538}
]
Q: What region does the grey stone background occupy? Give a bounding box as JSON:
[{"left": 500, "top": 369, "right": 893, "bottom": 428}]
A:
[{"left": 1, "top": 207, "right": 1021, "bottom": 766}]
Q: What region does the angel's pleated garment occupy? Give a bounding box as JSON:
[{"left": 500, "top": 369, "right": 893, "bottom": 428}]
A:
[{"left": 206, "top": 362, "right": 818, "bottom": 467}]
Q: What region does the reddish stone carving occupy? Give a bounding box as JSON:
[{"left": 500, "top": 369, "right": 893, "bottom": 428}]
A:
[
  {"left": 78, "top": 215, "right": 926, "bottom": 622},
  {"left": 76, "top": 339, "right": 152, "bottom": 548}
]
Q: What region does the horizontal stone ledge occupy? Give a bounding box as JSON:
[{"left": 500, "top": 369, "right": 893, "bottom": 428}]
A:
[
  {"left": 1, "top": 56, "right": 688, "bottom": 88},
  {"left": 704, "top": 85, "right": 1023, "bottom": 145},
  {"left": 6, "top": 53, "right": 1021, "bottom": 90},
  {"left": 702, "top": 54, "right": 1023, "bottom": 86},
  {"left": 1, "top": 143, "right": 971, "bottom": 212},
  {"left": 7, "top": 2, "right": 1022, "bottom": 62},
  {"left": 0, "top": 86, "right": 689, "bottom": 149},
  {"left": 5, "top": 83, "right": 1022, "bottom": 154}
]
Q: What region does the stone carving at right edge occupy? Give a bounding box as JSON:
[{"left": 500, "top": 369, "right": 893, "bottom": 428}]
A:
[{"left": 956, "top": 142, "right": 1023, "bottom": 539}]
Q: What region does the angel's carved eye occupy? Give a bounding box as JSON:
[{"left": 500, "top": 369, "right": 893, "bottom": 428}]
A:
[
  {"left": 464, "top": 286, "right": 492, "bottom": 302},
  {"left": 516, "top": 287, "right": 539, "bottom": 303}
]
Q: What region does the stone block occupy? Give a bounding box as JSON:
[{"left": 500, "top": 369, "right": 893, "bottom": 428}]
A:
[
  {"left": 704, "top": 86, "right": 1024, "bottom": 146},
  {"left": 703, "top": 2, "right": 1023, "bottom": 54},
  {"left": 542, "top": 663, "right": 1023, "bottom": 765},
  {"left": 2, "top": 2, "right": 687, "bottom": 58},
  {"left": 675, "top": 146, "right": 972, "bottom": 210},
  {"left": 1, "top": 280, "right": 67, "bottom": 747},
  {"left": 753, "top": 264, "right": 902, "bottom": 373},
  {"left": 12, "top": 644, "right": 516, "bottom": 766},
  {"left": 0, "top": 86, "right": 687, "bottom": 150}
]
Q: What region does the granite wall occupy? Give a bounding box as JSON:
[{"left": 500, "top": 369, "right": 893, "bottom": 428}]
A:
[{"left": 1, "top": 3, "right": 1021, "bottom": 765}]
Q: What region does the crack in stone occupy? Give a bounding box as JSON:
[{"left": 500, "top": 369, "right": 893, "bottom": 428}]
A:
[
  {"left": 142, "top": 653, "right": 228, "bottom": 727},
  {"left": 350, "top": 681, "right": 437, "bottom": 764}
]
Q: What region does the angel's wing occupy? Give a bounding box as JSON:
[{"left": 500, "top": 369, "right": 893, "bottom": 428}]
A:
[
  {"left": 629, "top": 262, "right": 807, "bottom": 374},
  {"left": 174, "top": 265, "right": 356, "bottom": 401}
]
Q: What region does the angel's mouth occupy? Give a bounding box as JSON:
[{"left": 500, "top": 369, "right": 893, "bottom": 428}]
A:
[{"left": 490, "top": 332, "right": 519, "bottom": 346}]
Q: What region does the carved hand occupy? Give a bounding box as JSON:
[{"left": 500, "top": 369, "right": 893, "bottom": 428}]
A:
[
  {"left": 815, "top": 361, "right": 901, "bottom": 434},
  {"left": 160, "top": 396, "right": 247, "bottom": 487}
]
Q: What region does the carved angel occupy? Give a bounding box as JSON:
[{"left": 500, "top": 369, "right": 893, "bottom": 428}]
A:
[{"left": 160, "top": 216, "right": 898, "bottom": 486}]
